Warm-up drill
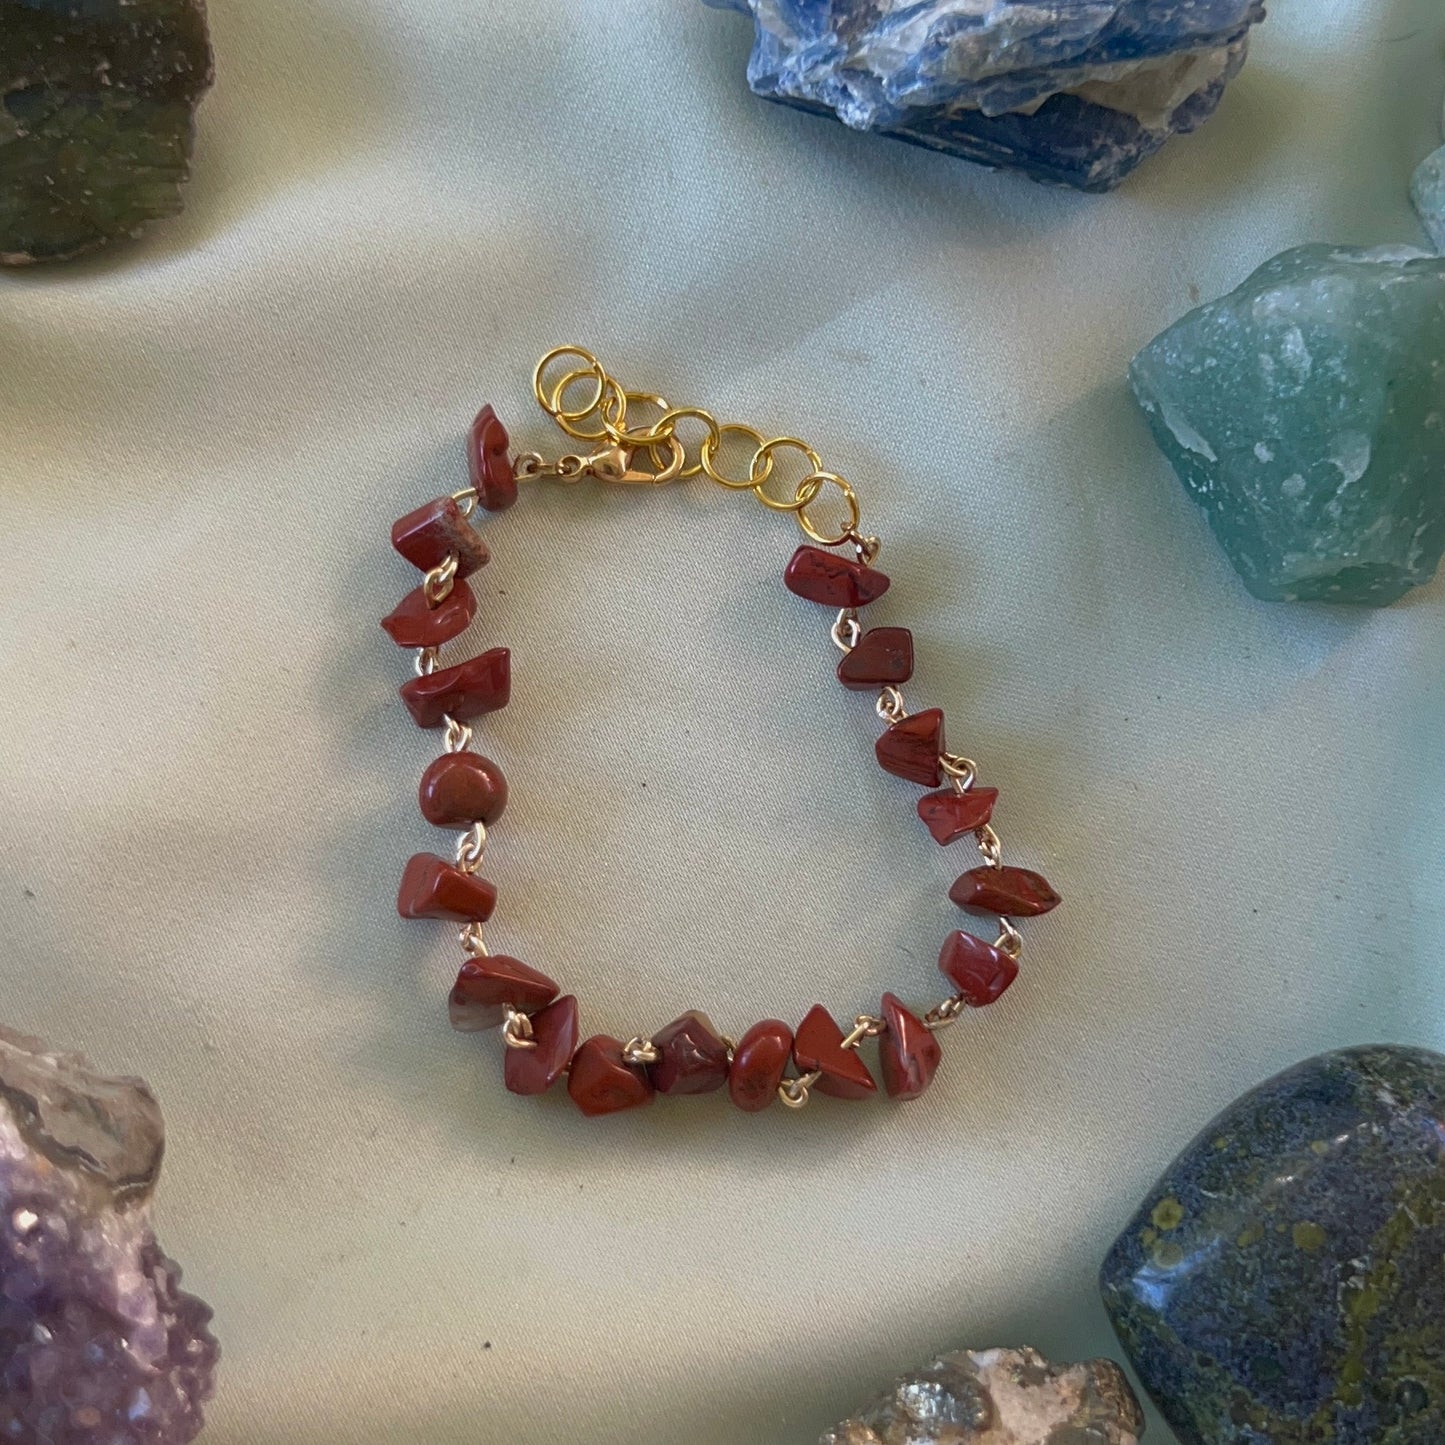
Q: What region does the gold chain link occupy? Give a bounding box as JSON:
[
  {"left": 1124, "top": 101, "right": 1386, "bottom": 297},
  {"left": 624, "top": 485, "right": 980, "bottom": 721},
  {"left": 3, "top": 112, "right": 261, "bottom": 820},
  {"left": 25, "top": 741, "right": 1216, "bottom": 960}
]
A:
[{"left": 531, "top": 346, "right": 877, "bottom": 551}]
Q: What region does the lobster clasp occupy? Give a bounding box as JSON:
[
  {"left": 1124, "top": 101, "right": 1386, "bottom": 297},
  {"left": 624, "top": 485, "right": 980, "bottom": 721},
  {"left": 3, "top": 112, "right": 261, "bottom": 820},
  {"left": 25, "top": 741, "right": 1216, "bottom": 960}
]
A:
[{"left": 585, "top": 435, "right": 685, "bottom": 486}]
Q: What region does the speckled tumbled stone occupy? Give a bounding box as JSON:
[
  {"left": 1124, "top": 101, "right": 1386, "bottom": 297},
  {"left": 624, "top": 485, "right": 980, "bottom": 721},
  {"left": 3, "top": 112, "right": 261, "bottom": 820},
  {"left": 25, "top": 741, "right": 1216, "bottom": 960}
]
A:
[
  {"left": 1131, "top": 245, "right": 1445, "bottom": 604},
  {"left": 0, "top": 0, "right": 213, "bottom": 264},
  {"left": 1101, "top": 1045, "right": 1445, "bottom": 1445}
]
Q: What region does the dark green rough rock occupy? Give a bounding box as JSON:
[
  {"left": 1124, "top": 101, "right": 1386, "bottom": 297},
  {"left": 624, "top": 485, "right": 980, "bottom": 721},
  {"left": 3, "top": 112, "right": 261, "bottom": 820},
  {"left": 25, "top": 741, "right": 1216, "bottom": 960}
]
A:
[
  {"left": 1100, "top": 1045, "right": 1445, "bottom": 1445},
  {"left": 1130, "top": 245, "right": 1445, "bottom": 605},
  {"left": 1, "top": 0, "right": 212, "bottom": 265}
]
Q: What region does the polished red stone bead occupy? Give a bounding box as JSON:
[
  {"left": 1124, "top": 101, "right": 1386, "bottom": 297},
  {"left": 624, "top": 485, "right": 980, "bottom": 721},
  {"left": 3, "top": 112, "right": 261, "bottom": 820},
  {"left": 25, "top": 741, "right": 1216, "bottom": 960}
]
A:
[
  {"left": 878, "top": 992, "right": 942, "bottom": 1101},
  {"left": 567, "top": 1036, "right": 656, "bottom": 1117},
  {"left": 949, "top": 865, "right": 1061, "bottom": 917},
  {"left": 648, "top": 1011, "right": 730, "bottom": 1095},
  {"left": 938, "top": 930, "right": 1019, "bottom": 1007},
  {"left": 917, "top": 786, "right": 999, "bottom": 845},
  {"left": 792, "top": 1004, "right": 876, "bottom": 1100},
  {"left": 504, "top": 995, "right": 579, "bottom": 1096},
  {"left": 784, "top": 545, "right": 891, "bottom": 608},
  {"left": 469, "top": 404, "right": 517, "bottom": 513},
  {"left": 391, "top": 496, "right": 491, "bottom": 579},
  {"left": 418, "top": 752, "right": 508, "bottom": 827},
  {"left": 728, "top": 1019, "right": 794, "bottom": 1113},
  {"left": 448, "top": 955, "right": 558, "bottom": 1032},
  {"left": 837, "top": 626, "right": 913, "bottom": 690},
  {"left": 396, "top": 852, "right": 497, "bottom": 922},
  {"left": 876, "top": 708, "right": 945, "bottom": 786},
  {"left": 380, "top": 579, "right": 476, "bottom": 648},
  {"left": 400, "top": 647, "right": 511, "bottom": 728}
]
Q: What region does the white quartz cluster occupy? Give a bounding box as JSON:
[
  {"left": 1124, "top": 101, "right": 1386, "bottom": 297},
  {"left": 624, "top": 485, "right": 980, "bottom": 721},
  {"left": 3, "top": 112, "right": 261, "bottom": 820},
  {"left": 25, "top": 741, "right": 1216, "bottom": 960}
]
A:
[{"left": 819, "top": 1345, "right": 1145, "bottom": 1445}]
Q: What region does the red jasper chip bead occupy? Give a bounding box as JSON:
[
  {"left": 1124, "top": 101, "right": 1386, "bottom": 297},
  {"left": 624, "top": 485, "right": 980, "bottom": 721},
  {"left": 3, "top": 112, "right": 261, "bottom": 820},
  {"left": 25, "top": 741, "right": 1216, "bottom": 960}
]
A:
[
  {"left": 949, "top": 865, "right": 1061, "bottom": 918},
  {"left": 728, "top": 1019, "right": 794, "bottom": 1112},
  {"left": 793, "top": 1005, "right": 877, "bottom": 1099},
  {"left": 876, "top": 708, "right": 946, "bottom": 786},
  {"left": 448, "top": 955, "right": 558, "bottom": 1032},
  {"left": 648, "top": 1012, "right": 731, "bottom": 1095},
  {"left": 568, "top": 1036, "right": 656, "bottom": 1117},
  {"left": 939, "top": 930, "right": 1019, "bottom": 1008},
  {"left": 380, "top": 579, "right": 476, "bottom": 648},
  {"left": 784, "top": 545, "right": 891, "bottom": 608},
  {"left": 418, "top": 752, "right": 508, "bottom": 827},
  {"left": 837, "top": 627, "right": 913, "bottom": 691},
  {"left": 396, "top": 853, "right": 497, "bottom": 923},
  {"left": 878, "top": 992, "right": 942, "bottom": 1101},
  {"left": 918, "top": 787, "right": 999, "bottom": 845},
  {"left": 391, "top": 496, "right": 491, "bottom": 579},
  {"left": 469, "top": 404, "right": 517, "bottom": 513},
  {"left": 505, "top": 995, "right": 579, "bottom": 1096},
  {"left": 400, "top": 647, "right": 511, "bottom": 728}
]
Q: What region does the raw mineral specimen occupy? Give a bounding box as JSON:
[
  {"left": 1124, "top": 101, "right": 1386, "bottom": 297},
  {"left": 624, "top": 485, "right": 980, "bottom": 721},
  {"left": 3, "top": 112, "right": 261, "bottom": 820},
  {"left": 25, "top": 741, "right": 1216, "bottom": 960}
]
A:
[
  {"left": 1130, "top": 244, "right": 1445, "bottom": 604},
  {"left": 0, "top": 0, "right": 213, "bottom": 265},
  {"left": 0, "top": 1025, "right": 218, "bottom": 1442},
  {"left": 704, "top": 0, "right": 1267, "bottom": 191},
  {"left": 1411, "top": 147, "right": 1445, "bottom": 252},
  {"left": 818, "top": 1345, "right": 1144, "bottom": 1444},
  {"left": 1101, "top": 1045, "right": 1445, "bottom": 1445}
]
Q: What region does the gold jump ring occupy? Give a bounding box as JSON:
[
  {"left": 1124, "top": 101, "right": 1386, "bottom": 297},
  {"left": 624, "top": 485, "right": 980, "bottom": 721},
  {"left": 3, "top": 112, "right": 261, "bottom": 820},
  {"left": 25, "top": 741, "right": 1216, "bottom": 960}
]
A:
[
  {"left": 551, "top": 371, "right": 622, "bottom": 441},
  {"left": 796, "top": 471, "right": 861, "bottom": 546},
  {"left": 642, "top": 407, "right": 721, "bottom": 479},
  {"left": 534, "top": 346, "right": 606, "bottom": 422},
  {"left": 701, "top": 423, "right": 771, "bottom": 490},
  {"left": 751, "top": 436, "right": 823, "bottom": 513}
]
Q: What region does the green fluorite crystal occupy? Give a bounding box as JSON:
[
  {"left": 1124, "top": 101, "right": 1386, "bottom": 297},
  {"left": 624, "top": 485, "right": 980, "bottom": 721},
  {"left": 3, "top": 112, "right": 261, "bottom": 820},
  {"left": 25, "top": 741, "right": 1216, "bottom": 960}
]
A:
[
  {"left": 0, "top": 0, "right": 212, "bottom": 265},
  {"left": 1130, "top": 244, "right": 1445, "bottom": 604},
  {"left": 1412, "top": 146, "right": 1445, "bottom": 253}
]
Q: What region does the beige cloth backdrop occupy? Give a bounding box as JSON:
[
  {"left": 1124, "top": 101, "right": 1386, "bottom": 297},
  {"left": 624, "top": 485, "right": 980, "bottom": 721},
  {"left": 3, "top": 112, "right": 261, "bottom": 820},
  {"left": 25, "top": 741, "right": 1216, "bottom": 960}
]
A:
[{"left": 3, "top": 1, "right": 1444, "bottom": 1441}]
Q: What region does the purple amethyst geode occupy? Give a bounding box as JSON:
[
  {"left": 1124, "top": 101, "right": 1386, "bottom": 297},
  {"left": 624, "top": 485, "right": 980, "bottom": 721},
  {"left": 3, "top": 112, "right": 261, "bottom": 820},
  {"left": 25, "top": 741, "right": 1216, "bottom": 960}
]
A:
[{"left": 0, "top": 1026, "right": 218, "bottom": 1442}]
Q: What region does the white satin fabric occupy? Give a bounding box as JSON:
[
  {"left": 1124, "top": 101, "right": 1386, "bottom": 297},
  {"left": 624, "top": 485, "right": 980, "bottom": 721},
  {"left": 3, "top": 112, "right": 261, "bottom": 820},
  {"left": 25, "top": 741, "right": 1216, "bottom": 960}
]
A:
[{"left": 2, "top": 1, "right": 1442, "bottom": 1440}]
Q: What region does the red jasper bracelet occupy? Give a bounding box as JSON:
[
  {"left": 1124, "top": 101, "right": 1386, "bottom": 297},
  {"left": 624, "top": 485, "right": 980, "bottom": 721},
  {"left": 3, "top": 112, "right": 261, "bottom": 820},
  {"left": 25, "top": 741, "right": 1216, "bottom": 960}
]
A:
[{"left": 384, "top": 347, "right": 1060, "bottom": 1118}]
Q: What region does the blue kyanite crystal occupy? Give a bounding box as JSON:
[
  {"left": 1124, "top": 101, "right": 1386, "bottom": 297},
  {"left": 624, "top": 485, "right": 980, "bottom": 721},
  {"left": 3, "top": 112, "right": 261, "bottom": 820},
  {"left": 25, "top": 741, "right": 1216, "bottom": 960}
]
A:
[
  {"left": 1101, "top": 1045, "right": 1445, "bottom": 1445},
  {"left": 704, "top": 0, "right": 1268, "bottom": 191}
]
